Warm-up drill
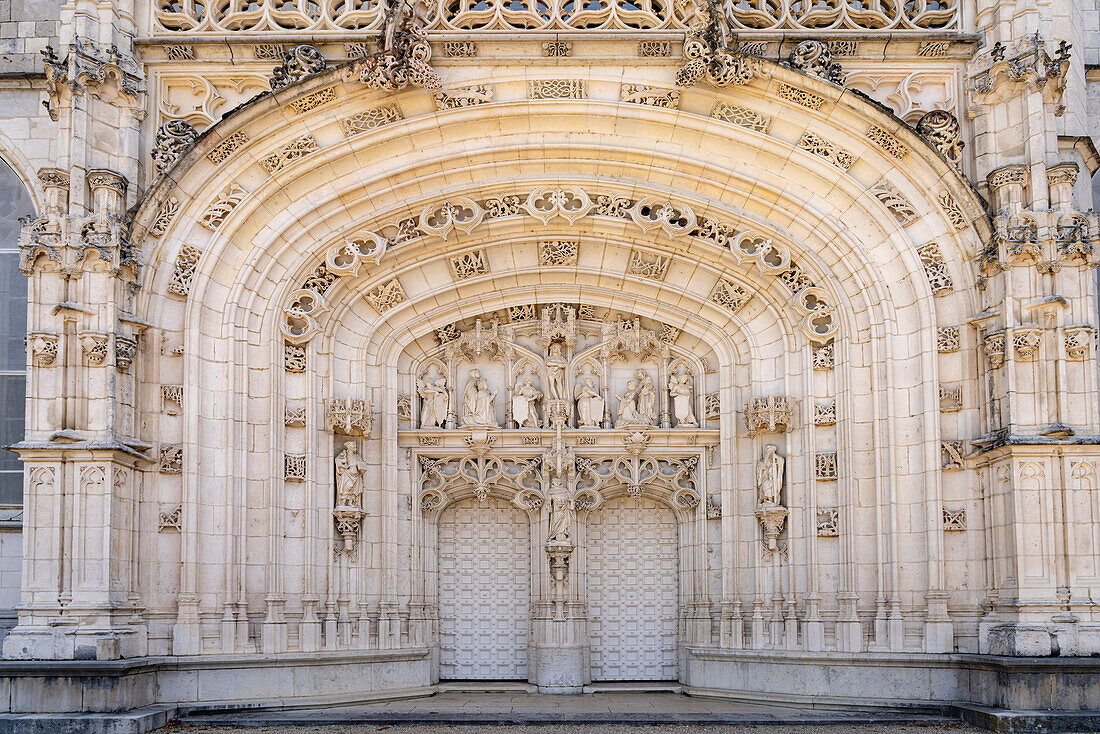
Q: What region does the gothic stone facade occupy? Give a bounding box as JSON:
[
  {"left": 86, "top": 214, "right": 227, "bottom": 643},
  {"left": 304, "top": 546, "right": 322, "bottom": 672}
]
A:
[{"left": 1, "top": 0, "right": 1100, "bottom": 722}]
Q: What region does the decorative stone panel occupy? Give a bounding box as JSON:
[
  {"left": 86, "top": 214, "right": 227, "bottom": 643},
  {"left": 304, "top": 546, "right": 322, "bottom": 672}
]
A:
[
  {"left": 162, "top": 385, "right": 183, "bottom": 415},
  {"left": 866, "top": 126, "right": 910, "bottom": 159},
  {"left": 199, "top": 184, "right": 246, "bottom": 231},
  {"left": 627, "top": 250, "right": 671, "bottom": 280},
  {"left": 284, "top": 454, "right": 307, "bottom": 482},
  {"left": 779, "top": 84, "right": 824, "bottom": 110},
  {"left": 434, "top": 85, "right": 494, "bottom": 110},
  {"left": 364, "top": 278, "right": 407, "bottom": 314},
  {"left": 816, "top": 507, "right": 839, "bottom": 536},
  {"left": 325, "top": 398, "right": 373, "bottom": 436},
  {"left": 709, "top": 279, "right": 750, "bottom": 312},
  {"left": 813, "top": 401, "right": 836, "bottom": 425},
  {"left": 638, "top": 41, "right": 671, "bottom": 57},
  {"left": 620, "top": 84, "right": 680, "bottom": 108},
  {"left": 710, "top": 102, "right": 771, "bottom": 133},
  {"left": 798, "top": 132, "right": 854, "bottom": 170},
  {"left": 937, "top": 326, "right": 960, "bottom": 353},
  {"left": 943, "top": 507, "right": 966, "bottom": 531},
  {"left": 812, "top": 343, "right": 835, "bottom": 370},
  {"left": 167, "top": 244, "right": 202, "bottom": 297},
  {"left": 150, "top": 197, "right": 179, "bottom": 237},
  {"left": 529, "top": 79, "right": 586, "bottom": 99},
  {"left": 448, "top": 250, "right": 490, "bottom": 280},
  {"left": 815, "top": 452, "right": 838, "bottom": 480},
  {"left": 259, "top": 133, "right": 318, "bottom": 173},
  {"left": 939, "top": 386, "right": 962, "bottom": 412},
  {"left": 539, "top": 240, "right": 578, "bottom": 266},
  {"left": 916, "top": 242, "right": 953, "bottom": 294},
  {"left": 745, "top": 395, "right": 794, "bottom": 437},
  {"left": 941, "top": 441, "right": 965, "bottom": 470},
  {"left": 206, "top": 132, "right": 249, "bottom": 165},
  {"left": 160, "top": 444, "right": 183, "bottom": 473},
  {"left": 340, "top": 105, "right": 403, "bottom": 136},
  {"left": 159, "top": 505, "right": 183, "bottom": 531},
  {"left": 443, "top": 41, "right": 477, "bottom": 57},
  {"left": 288, "top": 86, "right": 337, "bottom": 114},
  {"left": 870, "top": 179, "right": 917, "bottom": 225},
  {"left": 284, "top": 406, "right": 306, "bottom": 426},
  {"left": 284, "top": 343, "right": 306, "bottom": 373}
]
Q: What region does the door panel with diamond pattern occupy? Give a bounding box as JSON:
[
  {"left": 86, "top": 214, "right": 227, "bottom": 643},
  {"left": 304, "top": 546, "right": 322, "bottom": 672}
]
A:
[
  {"left": 587, "top": 495, "right": 678, "bottom": 681},
  {"left": 438, "top": 496, "right": 531, "bottom": 680}
]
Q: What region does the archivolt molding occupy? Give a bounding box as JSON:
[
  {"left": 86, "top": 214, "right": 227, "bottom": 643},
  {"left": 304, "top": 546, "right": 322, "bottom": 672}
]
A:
[
  {"left": 131, "top": 63, "right": 984, "bottom": 366},
  {"left": 278, "top": 183, "right": 841, "bottom": 346}
]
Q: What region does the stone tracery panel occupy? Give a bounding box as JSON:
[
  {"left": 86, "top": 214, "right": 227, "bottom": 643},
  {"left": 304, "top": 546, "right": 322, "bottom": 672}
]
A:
[{"left": 151, "top": 0, "right": 959, "bottom": 33}]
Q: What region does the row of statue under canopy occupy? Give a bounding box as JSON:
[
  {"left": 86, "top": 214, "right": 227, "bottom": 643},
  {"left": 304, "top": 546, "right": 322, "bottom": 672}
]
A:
[{"left": 416, "top": 364, "right": 698, "bottom": 429}]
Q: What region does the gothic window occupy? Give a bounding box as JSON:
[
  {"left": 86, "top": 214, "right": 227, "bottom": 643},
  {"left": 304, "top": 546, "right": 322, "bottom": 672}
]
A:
[{"left": 0, "top": 158, "right": 32, "bottom": 505}]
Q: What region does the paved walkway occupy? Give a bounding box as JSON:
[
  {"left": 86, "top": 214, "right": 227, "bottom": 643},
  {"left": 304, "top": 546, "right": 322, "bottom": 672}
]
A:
[
  {"left": 174, "top": 691, "right": 964, "bottom": 728},
  {"left": 164, "top": 725, "right": 987, "bottom": 734}
]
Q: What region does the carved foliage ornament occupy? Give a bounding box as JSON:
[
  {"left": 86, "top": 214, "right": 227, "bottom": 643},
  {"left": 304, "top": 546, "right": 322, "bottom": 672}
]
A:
[
  {"left": 916, "top": 110, "right": 964, "bottom": 168},
  {"left": 269, "top": 45, "right": 327, "bottom": 91},
  {"left": 676, "top": 1, "right": 763, "bottom": 89},
  {"left": 345, "top": 11, "right": 441, "bottom": 91},
  {"left": 152, "top": 119, "right": 198, "bottom": 174},
  {"left": 787, "top": 40, "right": 843, "bottom": 84}
]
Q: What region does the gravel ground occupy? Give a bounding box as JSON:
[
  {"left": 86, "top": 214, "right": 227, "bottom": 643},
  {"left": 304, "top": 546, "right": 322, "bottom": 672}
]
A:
[{"left": 158, "top": 724, "right": 996, "bottom": 733}]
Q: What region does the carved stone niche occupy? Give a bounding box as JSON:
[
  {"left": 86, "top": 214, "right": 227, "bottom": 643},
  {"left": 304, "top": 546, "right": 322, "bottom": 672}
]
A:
[
  {"left": 325, "top": 398, "right": 374, "bottom": 437},
  {"left": 745, "top": 395, "right": 794, "bottom": 437}
]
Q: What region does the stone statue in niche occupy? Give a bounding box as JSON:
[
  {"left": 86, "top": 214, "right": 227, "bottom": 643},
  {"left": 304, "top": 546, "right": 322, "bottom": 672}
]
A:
[
  {"left": 574, "top": 377, "right": 605, "bottom": 428},
  {"left": 334, "top": 441, "right": 365, "bottom": 507},
  {"left": 462, "top": 369, "right": 499, "bottom": 427},
  {"left": 757, "top": 444, "right": 784, "bottom": 506},
  {"left": 417, "top": 374, "right": 448, "bottom": 428},
  {"left": 512, "top": 376, "right": 543, "bottom": 428},
  {"left": 668, "top": 371, "right": 697, "bottom": 427},
  {"left": 545, "top": 342, "right": 568, "bottom": 401},
  {"left": 616, "top": 378, "right": 642, "bottom": 426},
  {"left": 547, "top": 478, "right": 574, "bottom": 544},
  {"left": 635, "top": 369, "right": 658, "bottom": 425}
]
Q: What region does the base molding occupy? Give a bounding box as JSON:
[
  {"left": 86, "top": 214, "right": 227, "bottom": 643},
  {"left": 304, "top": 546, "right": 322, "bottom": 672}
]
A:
[{"left": 0, "top": 649, "right": 1098, "bottom": 732}]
